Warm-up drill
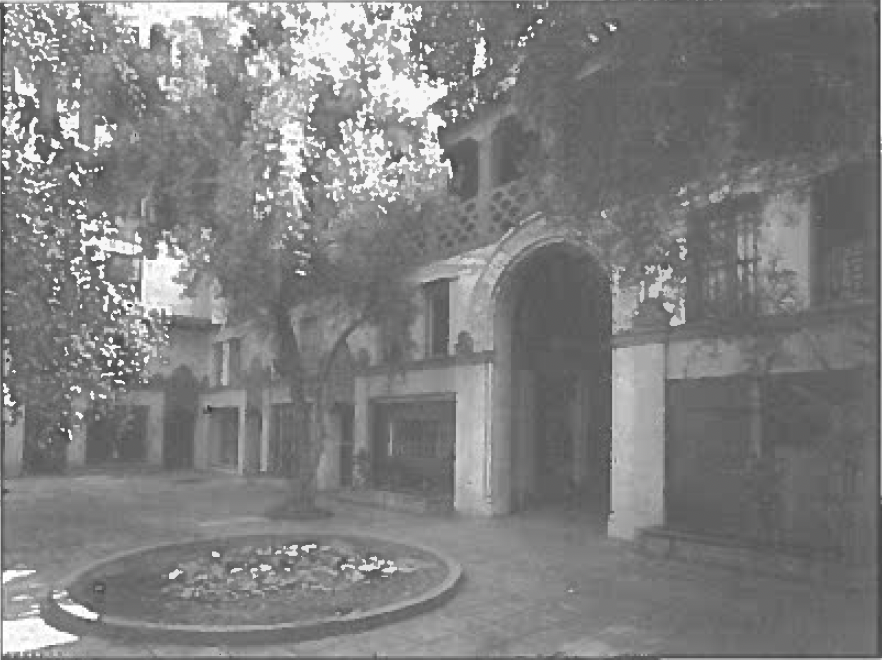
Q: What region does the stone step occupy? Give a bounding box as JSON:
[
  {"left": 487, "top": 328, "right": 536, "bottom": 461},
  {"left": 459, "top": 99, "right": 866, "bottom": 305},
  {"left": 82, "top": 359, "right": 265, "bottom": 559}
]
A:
[{"left": 636, "top": 525, "right": 875, "bottom": 590}]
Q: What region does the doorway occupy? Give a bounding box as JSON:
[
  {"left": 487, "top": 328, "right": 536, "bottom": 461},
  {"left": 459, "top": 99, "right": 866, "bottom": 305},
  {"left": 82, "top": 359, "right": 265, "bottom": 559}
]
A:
[{"left": 493, "top": 243, "right": 611, "bottom": 519}]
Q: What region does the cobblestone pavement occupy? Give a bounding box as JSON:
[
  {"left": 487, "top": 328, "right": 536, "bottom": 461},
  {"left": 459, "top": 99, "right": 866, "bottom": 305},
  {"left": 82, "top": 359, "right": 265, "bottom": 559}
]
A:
[{"left": 2, "top": 470, "right": 877, "bottom": 657}]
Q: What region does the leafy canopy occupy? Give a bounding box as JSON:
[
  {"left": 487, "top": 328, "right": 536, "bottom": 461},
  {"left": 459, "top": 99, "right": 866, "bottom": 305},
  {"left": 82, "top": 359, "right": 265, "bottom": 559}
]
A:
[{"left": 2, "top": 4, "right": 169, "bottom": 437}]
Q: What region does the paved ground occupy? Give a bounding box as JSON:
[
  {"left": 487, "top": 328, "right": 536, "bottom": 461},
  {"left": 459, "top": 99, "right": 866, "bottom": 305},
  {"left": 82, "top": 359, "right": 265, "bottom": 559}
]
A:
[{"left": 2, "top": 469, "right": 877, "bottom": 657}]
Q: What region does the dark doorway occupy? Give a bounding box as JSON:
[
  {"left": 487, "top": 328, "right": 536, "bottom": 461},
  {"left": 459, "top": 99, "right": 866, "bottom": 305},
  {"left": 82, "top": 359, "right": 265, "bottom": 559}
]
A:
[
  {"left": 338, "top": 404, "right": 355, "bottom": 487},
  {"left": 163, "top": 366, "right": 199, "bottom": 469},
  {"left": 498, "top": 244, "right": 612, "bottom": 519},
  {"left": 534, "top": 372, "right": 577, "bottom": 506}
]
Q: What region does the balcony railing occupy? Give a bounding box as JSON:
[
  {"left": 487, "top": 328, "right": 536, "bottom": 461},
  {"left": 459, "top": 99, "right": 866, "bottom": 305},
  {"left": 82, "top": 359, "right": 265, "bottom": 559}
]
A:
[{"left": 403, "top": 177, "right": 543, "bottom": 263}]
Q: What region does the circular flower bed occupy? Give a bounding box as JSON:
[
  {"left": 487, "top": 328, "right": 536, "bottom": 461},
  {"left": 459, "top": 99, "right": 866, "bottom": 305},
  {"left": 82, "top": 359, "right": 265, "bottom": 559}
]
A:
[{"left": 50, "top": 533, "right": 458, "bottom": 636}]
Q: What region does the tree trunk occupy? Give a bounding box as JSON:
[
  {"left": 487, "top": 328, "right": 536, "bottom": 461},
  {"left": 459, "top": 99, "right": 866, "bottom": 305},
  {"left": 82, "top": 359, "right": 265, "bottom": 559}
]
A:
[
  {"left": 270, "top": 302, "right": 319, "bottom": 513},
  {"left": 270, "top": 301, "right": 367, "bottom": 517}
]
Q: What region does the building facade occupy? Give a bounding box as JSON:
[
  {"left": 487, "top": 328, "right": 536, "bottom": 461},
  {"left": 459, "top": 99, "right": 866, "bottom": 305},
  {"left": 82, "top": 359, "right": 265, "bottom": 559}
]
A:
[
  {"left": 201, "top": 97, "right": 877, "bottom": 565},
  {"left": 6, "top": 9, "right": 874, "bottom": 569}
]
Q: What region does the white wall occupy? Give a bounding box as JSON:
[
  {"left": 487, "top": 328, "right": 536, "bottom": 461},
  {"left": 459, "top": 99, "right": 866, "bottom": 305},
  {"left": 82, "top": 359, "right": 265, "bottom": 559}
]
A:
[{"left": 609, "top": 343, "right": 666, "bottom": 539}]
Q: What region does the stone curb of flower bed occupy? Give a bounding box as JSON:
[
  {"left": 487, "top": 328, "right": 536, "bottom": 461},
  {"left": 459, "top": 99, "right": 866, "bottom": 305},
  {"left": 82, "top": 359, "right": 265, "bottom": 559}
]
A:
[{"left": 40, "top": 532, "right": 464, "bottom": 647}]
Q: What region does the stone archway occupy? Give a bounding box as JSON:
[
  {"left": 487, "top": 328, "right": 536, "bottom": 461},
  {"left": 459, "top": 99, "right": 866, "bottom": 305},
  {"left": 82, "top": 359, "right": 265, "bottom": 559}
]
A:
[{"left": 468, "top": 216, "right": 612, "bottom": 519}]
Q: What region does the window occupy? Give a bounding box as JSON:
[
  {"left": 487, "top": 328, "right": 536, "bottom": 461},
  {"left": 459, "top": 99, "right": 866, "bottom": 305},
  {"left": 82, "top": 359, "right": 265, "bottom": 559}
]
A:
[
  {"left": 389, "top": 419, "right": 443, "bottom": 459},
  {"left": 490, "top": 117, "right": 537, "bottom": 187},
  {"left": 213, "top": 339, "right": 241, "bottom": 387},
  {"left": 299, "top": 316, "right": 320, "bottom": 372},
  {"left": 687, "top": 195, "right": 761, "bottom": 320},
  {"left": 424, "top": 280, "right": 451, "bottom": 358},
  {"left": 811, "top": 161, "right": 877, "bottom": 305},
  {"left": 227, "top": 338, "right": 242, "bottom": 385},
  {"left": 443, "top": 138, "right": 480, "bottom": 200},
  {"left": 372, "top": 400, "right": 456, "bottom": 495},
  {"left": 212, "top": 342, "right": 223, "bottom": 386}
]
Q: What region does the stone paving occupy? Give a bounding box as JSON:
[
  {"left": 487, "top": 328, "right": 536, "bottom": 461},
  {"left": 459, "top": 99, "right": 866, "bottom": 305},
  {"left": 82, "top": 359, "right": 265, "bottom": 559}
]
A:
[{"left": 2, "top": 470, "right": 877, "bottom": 657}]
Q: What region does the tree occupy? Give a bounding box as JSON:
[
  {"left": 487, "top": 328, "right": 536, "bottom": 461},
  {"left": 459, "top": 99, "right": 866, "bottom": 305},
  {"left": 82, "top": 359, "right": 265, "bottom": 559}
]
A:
[
  {"left": 2, "top": 4, "right": 169, "bottom": 470},
  {"left": 101, "top": 4, "right": 452, "bottom": 513}
]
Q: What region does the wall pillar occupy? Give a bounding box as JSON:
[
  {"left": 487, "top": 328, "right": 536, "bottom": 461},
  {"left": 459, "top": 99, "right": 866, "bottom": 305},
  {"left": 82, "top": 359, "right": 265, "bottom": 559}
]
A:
[
  {"left": 237, "top": 405, "right": 248, "bottom": 475},
  {"left": 454, "top": 362, "right": 494, "bottom": 515},
  {"left": 608, "top": 343, "right": 665, "bottom": 540}
]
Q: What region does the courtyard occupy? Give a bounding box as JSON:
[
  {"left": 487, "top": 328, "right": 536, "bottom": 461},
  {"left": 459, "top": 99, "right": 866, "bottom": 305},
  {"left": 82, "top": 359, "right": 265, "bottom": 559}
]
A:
[{"left": 2, "top": 469, "right": 876, "bottom": 657}]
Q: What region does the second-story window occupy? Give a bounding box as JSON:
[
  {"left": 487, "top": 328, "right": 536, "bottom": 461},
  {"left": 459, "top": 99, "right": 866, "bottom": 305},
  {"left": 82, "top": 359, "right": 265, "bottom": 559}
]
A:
[
  {"left": 490, "top": 116, "right": 537, "bottom": 188},
  {"left": 811, "top": 161, "right": 877, "bottom": 305},
  {"left": 687, "top": 194, "right": 761, "bottom": 321},
  {"left": 214, "top": 338, "right": 241, "bottom": 387},
  {"left": 424, "top": 279, "right": 451, "bottom": 358},
  {"left": 212, "top": 342, "right": 224, "bottom": 386},
  {"left": 228, "top": 338, "right": 242, "bottom": 385},
  {"left": 443, "top": 138, "right": 480, "bottom": 200}
]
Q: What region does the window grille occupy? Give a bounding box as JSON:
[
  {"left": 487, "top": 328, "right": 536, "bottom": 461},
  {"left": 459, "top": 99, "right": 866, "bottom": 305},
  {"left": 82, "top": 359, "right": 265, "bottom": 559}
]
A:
[
  {"left": 688, "top": 195, "right": 761, "bottom": 320},
  {"left": 389, "top": 419, "right": 443, "bottom": 459},
  {"left": 811, "top": 162, "right": 876, "bottom": 305}
]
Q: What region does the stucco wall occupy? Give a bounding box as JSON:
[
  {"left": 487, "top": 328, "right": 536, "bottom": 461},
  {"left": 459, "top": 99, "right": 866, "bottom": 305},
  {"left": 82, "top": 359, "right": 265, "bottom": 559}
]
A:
[
  {"left": 666, "top": 315, "right": 873, "bottom": 380},
  {"left": 609, "top": 343, "right": 666, "bottom": 539}
]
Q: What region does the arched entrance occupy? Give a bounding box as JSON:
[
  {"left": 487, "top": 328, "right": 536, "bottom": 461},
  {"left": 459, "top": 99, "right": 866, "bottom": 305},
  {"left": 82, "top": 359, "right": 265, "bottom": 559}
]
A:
[{"left": 492, "top": 242, "right": 611, "bottom": 521}]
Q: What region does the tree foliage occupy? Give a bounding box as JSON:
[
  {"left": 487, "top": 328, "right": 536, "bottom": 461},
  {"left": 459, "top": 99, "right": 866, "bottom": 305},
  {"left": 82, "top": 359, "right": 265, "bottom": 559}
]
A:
[
  {"left": 88, "top": 4, "right": 453, "bottom": 506},
  {"left": 2, "top": 4, "right": 168, "bottom": 454}
]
